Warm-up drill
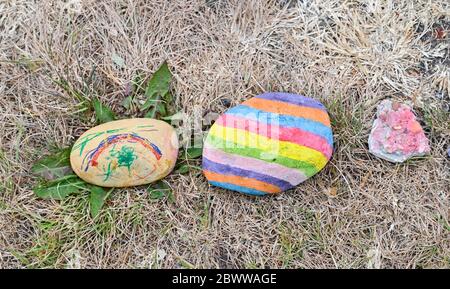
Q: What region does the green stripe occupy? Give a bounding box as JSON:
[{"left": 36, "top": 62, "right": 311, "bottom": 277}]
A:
[{"left": 205, "top": 134, "right": 318, "bottom": 177}]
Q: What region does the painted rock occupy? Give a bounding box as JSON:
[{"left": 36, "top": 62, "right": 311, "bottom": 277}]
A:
[
  {"left": 70, "top": 118, "right": 179, "bottom": 187},
  {"left": 202, "top": 92, "right": 334, "bottom": 196},
  {"left": 368, "top": 100, "right": 430, "bottom": 163}
]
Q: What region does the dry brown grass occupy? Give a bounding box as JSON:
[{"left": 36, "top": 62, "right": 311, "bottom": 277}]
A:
[{"left": 0, "top": 0, "right": 449, "bottom": 268}]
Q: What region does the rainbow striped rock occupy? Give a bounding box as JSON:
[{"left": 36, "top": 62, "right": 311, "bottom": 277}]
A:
[{"left": 202, "top": 92, "right": 333, "bottom": 196}]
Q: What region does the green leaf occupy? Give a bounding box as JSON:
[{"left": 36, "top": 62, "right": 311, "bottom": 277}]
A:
[
  {"left": 174, "top": 164, "right": 190, "bottom": 174},
  {"left": 31, "top": 147, "right": 73, "bottom": 180},
  {"left": 92, "top": 97, "right": 116, "bottom": 123},
  {"left": 88, "top": 185, "right": 111, "bottom": 218},
  {"left": 167, "top": 189, "right": 175, "bottom": 203},
  {"left": 156, "top": 101, "right": 167, "bottom": 116},
  {"left": 144, "top": 104, "right": 158, "bottom": 118},
  {"left": 33, "top": 175, "right": 89, "bottom": 200},
  {"left": 121, "top": 95, "right": 134, "bottom": 110},
  {"left": 162, "top": 91, "right": 173, "bottom": 103},
  {"left": 186, "top": 147, "right": 203, "bottom": 159},
  {"left": 144, "top": 100, "right": 168, "bottom": 118},
  {"left": 161, "top": 111, "right": 184, "bottom": 121},
  {"left": 141, "top": 61, "right": 172, "bottom": 111},
  {"left": 148, "top": 180, "right": 172, "bottom": 200},
  {"left": 149, "top": 188, "right": 165, "bottom": 199},
  {"left": 177, "top": 258, "right": 195, "bottom": 269},
  {"left": 142, "top": 93, "right": 161, "bottom": 115}
]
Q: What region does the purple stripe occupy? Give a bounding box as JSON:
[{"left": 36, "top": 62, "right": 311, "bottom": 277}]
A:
[
  {"left": 255, "top": 92, "right": 326, "bottom": 111},
  {"left": 203, "top": 145, "right": 306, "bottom": 185},
  {"left": 203, "top": 157, "right": 293, "bottom": 191}
]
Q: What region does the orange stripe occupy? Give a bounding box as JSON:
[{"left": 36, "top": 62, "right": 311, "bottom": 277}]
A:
[
  {"left": 244, "top": 98, "right": 331, "bottom": 126},
  {"left": 203, "top": 170, "right": 281, "bottom": 194}
]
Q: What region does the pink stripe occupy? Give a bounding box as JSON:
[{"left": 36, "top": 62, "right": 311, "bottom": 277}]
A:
[
  {"left": 203, "top": 145, "right": 306, "bottom": 186},
  {"left": 216, "top": 114, "right": 332, "bottom": 159}
]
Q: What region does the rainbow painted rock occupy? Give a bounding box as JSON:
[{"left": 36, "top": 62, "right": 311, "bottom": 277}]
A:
[
  {"left": 202, "top": 92, "right": 334, "bottom": 196},
  {"left": 70, "top": 118, "right": 179, "bottom": 187}
]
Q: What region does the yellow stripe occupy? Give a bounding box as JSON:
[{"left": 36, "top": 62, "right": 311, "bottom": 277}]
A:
[{"left": 210, "top": 124, "right": 328, "bottom": 170}]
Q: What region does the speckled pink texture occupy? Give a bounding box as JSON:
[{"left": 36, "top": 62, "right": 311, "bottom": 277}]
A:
[{"left": 368, "top": 100, "right": 430, "bottom": 163}]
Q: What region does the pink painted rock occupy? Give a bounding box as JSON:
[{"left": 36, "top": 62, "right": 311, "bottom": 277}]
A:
[{"left": 368, "top": 100, "right": 430, "bottom": 163}]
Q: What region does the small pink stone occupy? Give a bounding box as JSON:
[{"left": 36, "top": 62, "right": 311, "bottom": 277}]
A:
[{"left": 368, "top": 100, "right": 430, "bottom": 163}]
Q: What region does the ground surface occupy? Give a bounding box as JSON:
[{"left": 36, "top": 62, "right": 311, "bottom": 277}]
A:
[{"left": 1, "top": 0, "right": 449, "bottom": 268}]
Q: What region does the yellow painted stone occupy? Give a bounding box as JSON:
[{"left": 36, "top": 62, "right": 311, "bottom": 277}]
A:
[{"left": 70, "top": 118, "right": 179, "bottom": 187}]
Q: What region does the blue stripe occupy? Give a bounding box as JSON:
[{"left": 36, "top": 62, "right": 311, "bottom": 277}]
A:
[
  {"left": 209, "top": 181, "right": 268, "bottom": 196},
  {"left": 149, "top": 143, "right": 162, "bottom": 156},
  {"left": 203, "top": 157, "right": 292, "bottom": 191},
  {"left": 225, "top": 105, "right": 333, "bottom": 145}
]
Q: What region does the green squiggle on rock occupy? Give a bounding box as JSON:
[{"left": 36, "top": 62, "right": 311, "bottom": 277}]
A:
[
  {"left": 103, "top": 162, "right": 113, "bottom": 181},
  {"left": 73, "top": 128, "right": 125, "bottom": 156},
  {"left": 116, "top": 146, "right": 137, "bottom": 172},
  {"left": 102, "top": 145, "right": 138, "bottom": 181}
]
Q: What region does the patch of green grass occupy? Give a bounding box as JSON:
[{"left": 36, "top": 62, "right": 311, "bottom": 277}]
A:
[
  {"left": 92, "top": 210, "right": 115, "bottom": 237},
  {"left": 8, "top": 250, "right": 29, "bottom": 267},
  {"left": 199, "top": 199, "right": 211, "bottom": 229},
  {"left": 53, "top": 65, "right": 118, "bottom": 123},
  {"left": 445, "top": 256, "right": 450, "bottom": 267},
  {"left": 159, "top": 222, "right": 174, "bottom": 238},
  {"left": 414, "top": 245, "right": 443, "bottom": 269},
  {"left": 0, "top": 57, "right": 44, "bottom": 72},
  {"left": 325, "top": 97, "right": 366, "bottom": 148},
  {"left": 422, "top": 105, "right": 450, "bottom": 136},
  {"left": 0, "top": 150, "right": 15, "bottom": 196},
  {"left": 0, "top": 176, "right": 14, "bottom": 197},
  {"left": 148, "top": 181, "right": 174, "bottom": 203},
  {"left": 296, "top": 209, "right": 327, "bottom": 253},
  {"left": 10, "top": 194, "right": 99, "bottom": 268},
  {"left": 436, "top": 215, "right": 450, "bottom": 232},
  {"left": 18, "top": 220, "right": 65, "bottom": 268},
  {"left": 297, "top": 207, "right": 316, "bottom": 222},
  {"left": 53, "top": 77, "right": 91, "bottom": 114},
  {"left": 244, "top": 261, "right": 261, "bottom": 269},
  {"left": 12, "top": 121, "right": 26, "bottom": 161},
  {"left": 124, "top": 202, "right": 145, "bottom": 227},
  {"left": 177, "top": 257, "right": 195, "bottom": 269},
  {"left": 278, "top": 223, "right": 304, "bottom": 268},
  {"left": 0, "top": 200, "right": 7, "bottom": 210}
]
